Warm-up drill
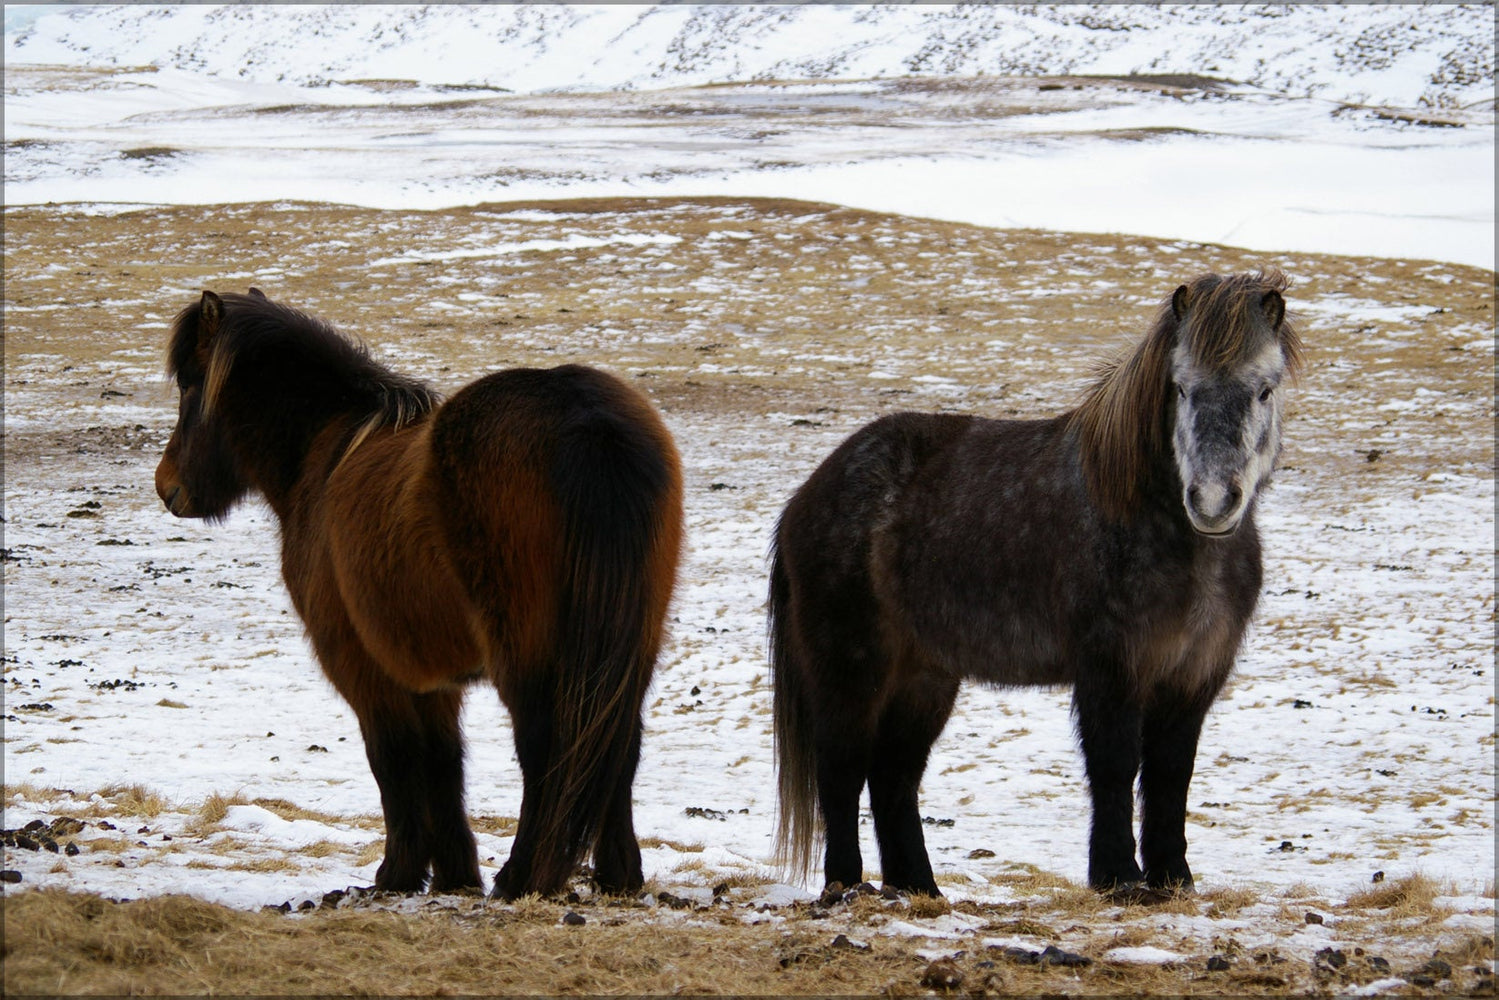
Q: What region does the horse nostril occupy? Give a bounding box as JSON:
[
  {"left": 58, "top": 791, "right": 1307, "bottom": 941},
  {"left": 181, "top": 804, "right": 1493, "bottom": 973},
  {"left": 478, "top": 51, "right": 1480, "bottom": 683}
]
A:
[{"left": 1226, "top": 484, "right": 1243, "bottom": 508}]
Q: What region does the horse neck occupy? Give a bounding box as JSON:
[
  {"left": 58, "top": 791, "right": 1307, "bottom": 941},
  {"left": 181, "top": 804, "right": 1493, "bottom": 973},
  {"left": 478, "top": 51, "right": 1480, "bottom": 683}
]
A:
[{"left": 231, "top": 400, "right": 369, "bottom": 524}]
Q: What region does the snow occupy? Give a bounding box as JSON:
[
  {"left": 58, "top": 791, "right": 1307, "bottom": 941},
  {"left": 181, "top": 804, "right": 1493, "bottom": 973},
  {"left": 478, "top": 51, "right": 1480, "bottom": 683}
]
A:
[
  {"left": 1, "top": 0, "right": 1494, "bottom": 958},
  {"left": 2, "top": 5, "right": 1494, "bottom": 269}
]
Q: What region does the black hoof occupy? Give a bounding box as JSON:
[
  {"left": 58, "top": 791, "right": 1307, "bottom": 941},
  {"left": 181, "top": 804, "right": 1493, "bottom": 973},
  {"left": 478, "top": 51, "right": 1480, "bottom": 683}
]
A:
[{"left": 1102, "top": 881, "right": 1180, "bottom": 906}]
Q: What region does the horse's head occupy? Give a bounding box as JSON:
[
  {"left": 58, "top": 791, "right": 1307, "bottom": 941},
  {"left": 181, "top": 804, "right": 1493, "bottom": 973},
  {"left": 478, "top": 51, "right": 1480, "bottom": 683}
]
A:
[
  {"left": 1167, "top": 272, "right": 1302, "bottom": 536},
  {"left": 155, "top": 289, "right": 254, "bottom": 520}
]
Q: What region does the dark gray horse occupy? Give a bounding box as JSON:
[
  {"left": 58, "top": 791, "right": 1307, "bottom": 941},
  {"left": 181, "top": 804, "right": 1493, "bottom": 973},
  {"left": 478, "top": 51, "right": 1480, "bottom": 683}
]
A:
[{"left": 770, "top": 270, "right": 1303, "bottom": 899}]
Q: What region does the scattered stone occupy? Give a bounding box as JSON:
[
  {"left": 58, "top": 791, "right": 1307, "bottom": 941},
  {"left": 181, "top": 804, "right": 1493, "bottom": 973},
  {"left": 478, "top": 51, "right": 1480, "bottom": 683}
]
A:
[
  {"left": 1371, "top": 870, "right": 1384, "bottom": 882},
  {"left": 818, "top": 881, "right": 845, "bottom": 907},
  {"left": 967, "top": 848, "right": 995, "bottom": 859},
  {"left": 0, "top": 870, "right": 21, "bottom": 884},
  {"left": 14, "top": 834, "right": 39, "bottom": 851},
  {"left": 321, "top": 889, "right": 346, "bottom": 909},
  {"left": 1418, "top": 957, "right": 1453, "bottom": 979},
  {"left": 1366, "top": 956, "right": 1391, "bottom": 974},
  {"left": 1305, "top": 911, "right": 1324, "bottom": 924},
  {"left": 561, "top": 910, "right": 586, "bottom": 926},
  {"left": 50, "top": 817, "right": 85, "bottom": 837},
  {"left": 1206, "top": 954, "right": 1231, "bottom": 972},
  {"left": 830, "top": 933, "right": 870, "bottom": 952},
  {"left": 1039, "top": 945, "right": 1092, "bottom": 968},
  {"left": 879, "top": 884, "right": 902, "bottom": 901},
  {"left": 1314, "top": 947, "right": 1347, "bottom": 971},
  {"left": 64, "top": 842, "right": 80, "bottom": 856},
  {"left": 920, "top": 958, "right": 963, "bottom": 991},
  {"left": 991, "top": 946, "right": 1040, "bottom": 965}
]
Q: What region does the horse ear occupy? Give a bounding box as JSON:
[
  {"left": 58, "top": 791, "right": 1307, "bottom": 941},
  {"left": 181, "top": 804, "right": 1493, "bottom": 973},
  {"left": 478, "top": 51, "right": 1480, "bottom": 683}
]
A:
[
  {"left": 247, "top": 287, "right": 267, "bottom": 299},
  {"left": 1172, "top": 284, "right": 1190, "bottom": 320},
  {"left": 199, "top": 290, "right": 224, "bottom": 338},
  {"left": 1260, "top": 289, "right": 1285, "bottom": 330}
]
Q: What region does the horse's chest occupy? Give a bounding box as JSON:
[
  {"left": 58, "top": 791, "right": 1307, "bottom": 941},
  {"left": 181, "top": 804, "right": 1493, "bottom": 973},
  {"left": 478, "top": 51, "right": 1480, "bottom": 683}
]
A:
[{"left": 1130, "top": 558, "right": 1243, "bottom": 697}]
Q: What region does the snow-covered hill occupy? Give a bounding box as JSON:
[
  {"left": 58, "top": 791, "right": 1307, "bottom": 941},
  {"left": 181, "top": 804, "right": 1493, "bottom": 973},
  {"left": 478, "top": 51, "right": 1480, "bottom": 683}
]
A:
[{"left": 5, "top": 3, "right": 1494, "bottom": 110}]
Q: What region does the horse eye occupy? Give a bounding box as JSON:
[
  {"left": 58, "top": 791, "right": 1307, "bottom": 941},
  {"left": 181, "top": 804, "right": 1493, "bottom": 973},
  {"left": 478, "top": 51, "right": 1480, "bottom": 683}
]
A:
[
  {"left": 1258, "top": 386, "right": 1273, "bottom": 402},
  {"left": 1176, "top": 384, "right": 1187, "bottom": 400}
]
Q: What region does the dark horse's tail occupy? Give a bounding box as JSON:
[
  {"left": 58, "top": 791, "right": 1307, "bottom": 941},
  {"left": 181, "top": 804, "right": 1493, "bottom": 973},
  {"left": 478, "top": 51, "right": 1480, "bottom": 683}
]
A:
[{"left": 769, "top": 535, "right": 820, "bottom": 883}]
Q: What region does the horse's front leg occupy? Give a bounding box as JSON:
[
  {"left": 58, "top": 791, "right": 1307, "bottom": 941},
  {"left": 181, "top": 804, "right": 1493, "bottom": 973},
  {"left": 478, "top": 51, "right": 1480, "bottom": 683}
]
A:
[
  {"left": 1072, "top": 665, "right": 1144, "bottom": 893},
  {"left": 324, "top": 637, "right": 479, "bottom": 894},
  {"left": 1138, "top": 692, "right": 1211, "bottom": 893}
]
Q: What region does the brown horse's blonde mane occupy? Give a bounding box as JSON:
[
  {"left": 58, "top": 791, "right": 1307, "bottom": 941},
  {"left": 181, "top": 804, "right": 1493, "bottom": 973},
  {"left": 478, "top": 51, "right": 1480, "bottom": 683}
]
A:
[{"left": 1070, "top": 269, "right": 1303, "bottom": 521}]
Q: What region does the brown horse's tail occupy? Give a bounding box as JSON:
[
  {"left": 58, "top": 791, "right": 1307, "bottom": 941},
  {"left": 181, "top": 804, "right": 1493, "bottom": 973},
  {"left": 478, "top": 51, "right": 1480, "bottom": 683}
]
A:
[
  {"left": 769, "top": 534, "right": 820, "bottom": 884},
  {"left": 525, "top": 376, "right": 683, "bottom": 894}
]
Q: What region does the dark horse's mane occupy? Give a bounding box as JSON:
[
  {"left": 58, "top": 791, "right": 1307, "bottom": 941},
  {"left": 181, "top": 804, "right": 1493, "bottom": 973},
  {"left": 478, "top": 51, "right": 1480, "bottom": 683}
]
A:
[
  {"left": 167, "top": 291, "right": 439, "bottom": 459},
  {"left": 1070, "top": 269, "right": 1304, "bottom": 521}
]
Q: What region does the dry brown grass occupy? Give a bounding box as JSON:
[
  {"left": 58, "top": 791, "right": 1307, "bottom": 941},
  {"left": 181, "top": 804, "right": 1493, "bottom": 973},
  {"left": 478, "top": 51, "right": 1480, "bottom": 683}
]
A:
[
  {"left": 3, "top": 197, "right": 1493, "bottom": 995},
  {"left": 4, "top": 887, "right": 1493, "bottom": 996}
]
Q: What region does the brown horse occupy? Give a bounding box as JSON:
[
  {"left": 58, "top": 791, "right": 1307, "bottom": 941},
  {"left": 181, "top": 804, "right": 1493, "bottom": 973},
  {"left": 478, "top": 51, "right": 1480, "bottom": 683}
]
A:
[
  {"left": 155, "top": 289, "right": 683, "bottom": 899},
  {"left": 771, "top": 271, "right": 1302, "bottom": 899}
]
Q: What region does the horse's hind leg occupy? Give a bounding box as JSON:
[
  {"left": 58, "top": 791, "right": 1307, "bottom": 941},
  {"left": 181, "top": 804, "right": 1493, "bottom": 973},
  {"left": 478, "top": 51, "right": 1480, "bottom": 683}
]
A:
[
  {"left": 867, "top": 671, "right": 958, "bottom": 897},
  {"left": 1138, "top": 692, "right": 1211, "bottom": 892},
  {"left": 491, "top": 676, "right": 557, "bottom": 900},
  {"left": 591, "top": 720, "right": 643, "bottom": 896},
  {"left": 816, "top": 716, "right": 873, "bottom": 891}
]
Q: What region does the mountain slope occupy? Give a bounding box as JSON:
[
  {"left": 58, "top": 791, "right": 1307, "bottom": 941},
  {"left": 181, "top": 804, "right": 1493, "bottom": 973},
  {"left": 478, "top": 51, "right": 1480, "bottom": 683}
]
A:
[{"left": 5, "top": 3, "right": 1493, "bottom": 109}]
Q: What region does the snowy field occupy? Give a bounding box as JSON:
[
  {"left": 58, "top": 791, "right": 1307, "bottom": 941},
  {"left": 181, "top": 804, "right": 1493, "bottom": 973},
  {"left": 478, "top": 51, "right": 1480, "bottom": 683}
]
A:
[
  {"left": 3, "top": 4, "right": 1494, "bottom": 268},
  {"left": 2, "top": 4, "right": 1494, "bottom": 977}
]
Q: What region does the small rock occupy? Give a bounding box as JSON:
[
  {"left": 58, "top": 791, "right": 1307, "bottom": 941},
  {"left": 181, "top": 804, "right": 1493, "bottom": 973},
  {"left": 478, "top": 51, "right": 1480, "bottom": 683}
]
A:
[
  {"left": 21, "top": 820, "right": 46, "bottom": 833},
  {"left": 852, "top": 881, "right": 879, "bottom": 896},
  {"left": 1206, "top": 955, "right": 1231, "bottom": 972},
  {"left": 14, "top": 834, "right": 39, "bottom": 851},
  {"left": 991, "top": 945, "right": 1040, "bottom": 965},
  {"left": 50, "top": 817, "right": 85, "bottom": 837},
  {"left": 920, "top": 958, "right": 964, "bottom": 991},
  {"left": 321, "top": 889, "right": 346, "bottom": 909},
  {"left": 64, "top": 842, "right": 80, "bottom": 856},
  {"left": 1039, "top": 945, "right": 1092, "bottom": 968},
  {"left": 831, "top": 933, "right": 870, "bottom": 952},
  {"left": 0, "top": 870, "right": 21, "bottom": 884},
  {"left": 1371, "top": 870, "right": 1385, "bottom": 883},
  {"left": 1315, "top": 948, "right": 1348, "bottom": 971},
  {"left": 1305, "top": 911, "right": 1324, "bottom": 925},
  {"left": 561, "top": 911, "right": 586, "bottom": 926},
  {"left": 1366, "top": 956, "right": 1391, "bottom": 973},
  {"left": 818, "top": 881, "right": 845, "bottom": 906},
  {"left": 967, "top": 848, "right": 996, "bottom": 859},
  {"left": 879, "top": 884, "right": 902, "bottom": 901},
  {"left": 1419, "top": 957, "right": 1452, "bottom": 979}
]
